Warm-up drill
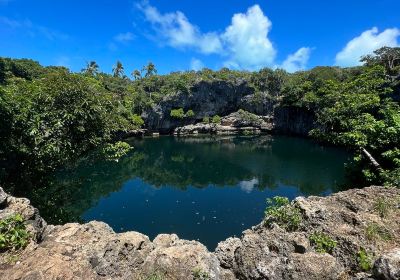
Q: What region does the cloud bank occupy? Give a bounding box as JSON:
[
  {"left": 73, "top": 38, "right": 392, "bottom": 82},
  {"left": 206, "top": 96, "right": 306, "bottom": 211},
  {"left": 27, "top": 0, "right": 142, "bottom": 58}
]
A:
[
  {"left": 137, "top": 2, "right": 310, "bottom": 72},
  {"left": 335, "top": 27, "right": 400, "bottom": 67}
]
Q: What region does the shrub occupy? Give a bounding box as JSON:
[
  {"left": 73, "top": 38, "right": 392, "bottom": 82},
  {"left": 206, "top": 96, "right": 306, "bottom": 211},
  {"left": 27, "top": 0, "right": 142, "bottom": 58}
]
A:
[
  {"left": 101, "top": 141, "right": 132, "bottom": 161},
  {"left": 185, "top": 109, "right": 195, "bottom": 118},
  {"left": 192, "top": 268, "right": 210, "bottom": 280},
  {"left": 211, "top": 115, "right": 221, "bottom": 124},
  {"left": 373, "top": 197, "right": 393, "bottom": 218},
  {"left": 170, "top": 108, "right": 185, "bottom": 119},
  {"left": 0, "top": 214, "right": 30, "bottom": 251},
  {"left": 238, "top": 109, "right": 261, "bottom": 124},
  {"left": 170, "top": 108, "right": 195, "bottom": 119},
  {"left": 309, "top": 232, "right": 337, "bottom": 254},
  {"left": 365, "top": 222, "right": 392, "bottom": 241},
  {"left": 202, "top": 116, "right": 210, "bottom": 124},
  {"left": 357, "top": 248, "right": 373, "bottom": 271},
  {"left": 264, "top": 196, "right": 302, "bottom": 231},
  {"left": 132, "top": 114, "right": 144, "bottom": 128}
]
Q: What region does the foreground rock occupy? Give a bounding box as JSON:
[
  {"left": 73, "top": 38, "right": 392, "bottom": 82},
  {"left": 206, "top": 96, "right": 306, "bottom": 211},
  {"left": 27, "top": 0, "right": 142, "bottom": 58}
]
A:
[{"left": 0, "top": 186, "right": 399, "bottom": 279}]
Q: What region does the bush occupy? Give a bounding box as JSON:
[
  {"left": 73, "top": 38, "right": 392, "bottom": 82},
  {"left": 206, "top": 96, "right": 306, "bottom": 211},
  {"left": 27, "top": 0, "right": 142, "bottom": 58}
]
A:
[
  {"left": 357, "top": 248, "right": 373, "bottom": 271},
  {"left": 211, "top": 115, "right": 221, "bottom": 124},
  {"left": 202, "top": 116, "right": 210, "bottom": 124},
  {"left": 192, "top": 268, "right": 210, "bottom": 280},
  {"left": 101, "top": 141, "right": 132, "bottom": 161},
  {"left": 264, "top": 196, "right": 302, "bottom": 231},
  {"left": 185, "top": 109, "right": 195, "bottom": 118},
  {"left": 365, "top": 222, "right": 392, "bottom": 241},
  {"left": 132, "top": 114, "right": 144, "bottom": 128},
  {"left": 309, "top": 232, "right": 337, "bottom": 254},
  {"left": 0, "top": 214, "right": 30, "bottom": 251},
  {"left": 373, "top": 197, "right": 393, "bottom": 218},
  {"left": 170, "top": 108, "right": 195, "bottom": 119}
]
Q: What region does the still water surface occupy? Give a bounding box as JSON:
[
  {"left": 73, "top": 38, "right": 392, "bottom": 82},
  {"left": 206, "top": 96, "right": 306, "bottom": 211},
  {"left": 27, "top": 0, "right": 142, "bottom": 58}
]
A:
[{"left": 32, "top": 135, "right": 350, "bottom": 249}]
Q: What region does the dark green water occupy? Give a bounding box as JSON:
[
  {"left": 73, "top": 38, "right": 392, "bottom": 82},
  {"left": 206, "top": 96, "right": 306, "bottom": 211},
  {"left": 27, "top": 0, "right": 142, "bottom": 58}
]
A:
[{"left": 27, "top": 135, "right": 350, "bottom": 249}]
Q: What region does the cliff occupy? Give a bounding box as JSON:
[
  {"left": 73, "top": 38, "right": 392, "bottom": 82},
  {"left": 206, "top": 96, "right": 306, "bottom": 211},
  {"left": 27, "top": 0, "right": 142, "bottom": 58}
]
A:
[
  {"left": 142, "top": 79, "right": 314, "bottom": 136},
  {"left": 0, "top": 186, "right": 399, "bottom": 279}
]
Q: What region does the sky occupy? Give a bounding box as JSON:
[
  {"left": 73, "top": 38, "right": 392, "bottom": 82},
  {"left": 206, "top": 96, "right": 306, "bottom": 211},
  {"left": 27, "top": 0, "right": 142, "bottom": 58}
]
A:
[{"left": 0, "top": 0, "right": 399, "bottom": 75}]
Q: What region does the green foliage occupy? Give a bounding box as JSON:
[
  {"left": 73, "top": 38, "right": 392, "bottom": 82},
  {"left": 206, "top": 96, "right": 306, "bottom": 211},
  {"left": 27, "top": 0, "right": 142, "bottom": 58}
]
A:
[
  {"left": 309, "top": 232, "right": 337, "bottom": 254},
  {"left": 192, "top": 268, "right": 210, "bottom": 280},
  {"left": 357, "top": 248, "right": 373, "bottom": 271},
  {"left": 170, "top": 108, "right": 185, "bottom": 119},
  {"left": 132, "top": 114, "right": 145, "bottom": 128},
  {"left": 202, "top": 116, "right": 210, "bottom": 124},
  {"left": 365, "top": 223, "right": 392, "bottom": 241},
  {"left": 238, "top": 109, "right": 261, "bottom": 125},
  {"left": 170, "top": 108, "right": 195, "bottom": 119},
  {"left": 211, "top": 115, "right": 221, "bottom": 124},
  {"left": 265, "top": 196, "right": 302, "bottom": 231},
  {"left": 101, "top": 141, "right": 133, "bottom": 162},
  {"left": 373, "top": 197, "right": 392, "bottom": 218},
  {"left": 185, "top": 109, "right": 195, "bottom": 118},
  {"left": 0, "top": 214, "right": 30, "bottom": 251}
]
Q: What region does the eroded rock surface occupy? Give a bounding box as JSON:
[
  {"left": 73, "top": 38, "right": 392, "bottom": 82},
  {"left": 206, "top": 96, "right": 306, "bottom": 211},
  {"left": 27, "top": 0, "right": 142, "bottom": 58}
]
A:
[
  {"left": 174, "top": 111, "right": 273, "bottom": 136},
  {"left": 0, "top": 186, "right": 399, "bottom": 280}
]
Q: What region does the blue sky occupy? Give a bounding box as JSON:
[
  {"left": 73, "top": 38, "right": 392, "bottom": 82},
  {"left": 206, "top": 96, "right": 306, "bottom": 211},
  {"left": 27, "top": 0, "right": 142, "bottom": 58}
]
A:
[{"left": 1, "top": 0, "right": 399, "bottom": 75}]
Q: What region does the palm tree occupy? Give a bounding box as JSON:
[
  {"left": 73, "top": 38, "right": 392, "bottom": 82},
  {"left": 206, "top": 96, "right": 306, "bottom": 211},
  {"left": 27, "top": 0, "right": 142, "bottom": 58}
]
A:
[
  {"left": 112, "top": 61, "right": 124, "bottom": 78},
  {"left": 82, "top": 61, "right": 99, "bottom": 76},
  {"left": 131, "top": 69, "right": 141, "bottom": 80},
  {"left": 142, "top": 62, "right": 157, "bottom": 78}
]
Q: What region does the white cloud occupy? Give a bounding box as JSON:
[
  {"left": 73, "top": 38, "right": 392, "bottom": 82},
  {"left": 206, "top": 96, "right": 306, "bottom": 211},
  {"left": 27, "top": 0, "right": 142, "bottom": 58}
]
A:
[
  {"left": 335, "top": 27, "right": 400, "bottom": 67},
  {"left": 137, "top": 2, "right": 311, "bottom": 71},
  {"left": 190, "top": 58, "right": 204, "bottom": 71},
  {"left": 137, "top": 1, "right": 222, "bottom": 54},
  {"left": 281, "top": 47, "right": 312, "bottom": 73},
  {"left": 221, "top": 5, "right": 276, "bottom": 70},
  {"left": 114, "top": 32, "right": 135, "bottom": 43},
  {"left": 239, "top": 178, "right": 259, "bottom": 193}
]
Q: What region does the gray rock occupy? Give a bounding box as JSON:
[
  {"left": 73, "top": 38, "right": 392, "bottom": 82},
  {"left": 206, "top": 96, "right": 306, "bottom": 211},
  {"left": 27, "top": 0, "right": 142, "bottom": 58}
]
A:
[
  {"left": 374, "top": 248, "right": 400, "bottom": 280},
  {"left": 1, "top": 186, "right": 400, "bottom": 280}
]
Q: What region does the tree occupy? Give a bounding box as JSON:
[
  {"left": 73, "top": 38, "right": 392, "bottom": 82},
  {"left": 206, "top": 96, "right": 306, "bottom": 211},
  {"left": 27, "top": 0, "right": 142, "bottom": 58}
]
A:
[
  {"left": 131, "top": 69, "right": 141, "bottom": 80},
  {"left": 361, "top": 47, "right": 400, "bottom": 75},
  {"left": 142, "top": 62, "right": 157, "bottom": 78},
  {"left": 82, "top": 61, "right": 99, "bottom": 76},
  {"left": 112, "top": 61, "right": 124, "bottom": 78}
]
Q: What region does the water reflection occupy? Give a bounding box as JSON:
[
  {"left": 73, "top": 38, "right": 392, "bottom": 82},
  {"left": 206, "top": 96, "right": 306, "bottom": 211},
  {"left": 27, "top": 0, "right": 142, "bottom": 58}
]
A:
[{"left": 21, "top": 135, "right": 350, "bottom": 249}]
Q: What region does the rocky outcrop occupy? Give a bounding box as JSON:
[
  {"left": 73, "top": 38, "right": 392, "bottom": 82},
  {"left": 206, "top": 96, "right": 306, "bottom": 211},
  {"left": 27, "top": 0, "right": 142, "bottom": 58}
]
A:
[
  {"left": 142, "top": 79, "right": 316, "bottom": 136},
  {"left": 1, "top": 186, "right": 399, "bottom": 279},
  {"left": 142, "top": 79, "right": 255, "bottom": 133},
  {"left": 174, "top": 111, "right": 273, "bottom": 136}
]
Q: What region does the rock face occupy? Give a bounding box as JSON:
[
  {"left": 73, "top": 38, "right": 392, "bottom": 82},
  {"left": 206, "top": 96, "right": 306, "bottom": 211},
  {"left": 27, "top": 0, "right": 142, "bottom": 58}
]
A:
[
  {"left": 1, "top": 186, "right": 399, "bottom": 280},
  {"left": 174, "top": 110, "right": 273, "bottom": 136},
  {"left": 142, "top": 79, "right": 255, "bottom": 133},
  {"left": 142, "top": 79, "right": 314, "bottom": 136}
]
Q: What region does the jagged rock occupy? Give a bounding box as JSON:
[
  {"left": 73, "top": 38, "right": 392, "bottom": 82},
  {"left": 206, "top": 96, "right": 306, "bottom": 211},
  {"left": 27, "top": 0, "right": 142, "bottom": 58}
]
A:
[
  {"left": 174, "top": 110, "right": 272, "bottom": 136},
  {"left": 215, "top": 237, "right": 242, "bottom": 269},
  {"left": 373, "top": 248, "right": 400, "bottom": 280},
  {"left": 0, "top": 188, "right": 7, "bottom": 208},
  {"left": 0, "top": 186, "right": 399, "bottom": 279}
]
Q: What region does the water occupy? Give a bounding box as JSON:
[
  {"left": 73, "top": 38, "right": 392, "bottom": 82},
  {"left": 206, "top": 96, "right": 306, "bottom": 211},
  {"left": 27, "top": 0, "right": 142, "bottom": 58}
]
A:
[{"left": 27, "top": 135, "right": 350, "bottom": 250}]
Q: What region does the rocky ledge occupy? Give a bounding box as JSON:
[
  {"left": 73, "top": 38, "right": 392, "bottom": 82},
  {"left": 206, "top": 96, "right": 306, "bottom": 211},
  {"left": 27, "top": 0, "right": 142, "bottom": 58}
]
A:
[
  {"left": 0, "top": 186, "right": 399, "bottom": 280},
  {"left": 174, "top": 110, "right": 273, "bottom": 136}
]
